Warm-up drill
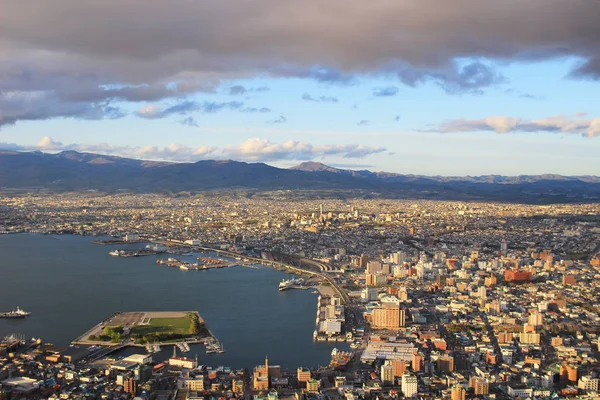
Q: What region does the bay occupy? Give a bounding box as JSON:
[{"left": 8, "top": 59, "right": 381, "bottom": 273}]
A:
[{"left": 0, "top": 234, "right": 345, "bottom": 369}]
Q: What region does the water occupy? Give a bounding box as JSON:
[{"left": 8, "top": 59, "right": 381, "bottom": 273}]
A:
[{"left": 0, "top": 234, "right": 345, "bottom": 369}]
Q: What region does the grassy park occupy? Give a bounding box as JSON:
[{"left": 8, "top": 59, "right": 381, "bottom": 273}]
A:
[{"left": 86, "top": 311, "right": 209, "bottom": 344}]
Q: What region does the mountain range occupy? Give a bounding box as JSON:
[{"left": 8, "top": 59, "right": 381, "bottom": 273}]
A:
[{"left": 1, "top": 150, "right": 599, "bottom": 203}]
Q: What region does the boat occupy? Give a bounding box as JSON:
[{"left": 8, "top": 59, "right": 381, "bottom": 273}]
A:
[
  {"left": 279, "top": 278, "right": 305, "bottom": 291},
  {"left": 1, "top": 306, "right": 31, "bottom": 318},
  {"left": 329, "top": 348, "right": 354, "bottom": 370}
]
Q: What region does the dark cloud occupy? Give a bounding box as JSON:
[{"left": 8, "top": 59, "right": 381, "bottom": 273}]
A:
[
  {"left": 397, "top": 61, "right": 504, "bottom": 94},
  {"left": 1, "top": 0, "right": 600, "bottom": 125},
  {"left": 302, "top": 93, "right": 339, "bottom": 103},
  {"left": 372, "top": 86, "right": 399, "bottom": 97},
  {"left": 0, "top": 91, "right": 127, "bottom": 128},
  {"left": 357, "top": 120, "right": 370, "bottom": 126}
]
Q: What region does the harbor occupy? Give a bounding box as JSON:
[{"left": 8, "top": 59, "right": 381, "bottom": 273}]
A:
[{"left": 0, "top": 234, "right": 345, "bottom": 369}]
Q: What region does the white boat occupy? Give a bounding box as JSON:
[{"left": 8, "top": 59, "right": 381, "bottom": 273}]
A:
[
  {"left": 1, "top": 306, "right": 31, "bottom": 318},
  {"left": 279, "top": 278, "right": 305, "bottom": 291}
]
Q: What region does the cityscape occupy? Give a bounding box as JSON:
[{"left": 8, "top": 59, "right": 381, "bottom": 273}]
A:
[
  {"left": 2, "top": 1, "right": 600, "bottom": 399},
  {"left": 1, "top": 193, "right": 600, "bottom": 399}
]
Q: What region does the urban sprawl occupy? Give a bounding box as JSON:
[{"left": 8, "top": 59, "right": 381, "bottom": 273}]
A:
[{"left": 2, "top": 193, "right": 600, "bottom": 400}]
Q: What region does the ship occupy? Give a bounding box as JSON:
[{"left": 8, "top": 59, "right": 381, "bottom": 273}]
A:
[
  {"left": 279, "top": 278, "right": 305, "bottom": 291},
  {"left": 329, "top": 348, "right": 354, "bottom": 370},
  {"left": 0, "top": 306, "right": 31, "bottom": 318}
]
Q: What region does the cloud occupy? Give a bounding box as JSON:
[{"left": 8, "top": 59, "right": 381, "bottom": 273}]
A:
[
  {"left": 0, "top": 90, "right": 127, "bottom": 128},
  {"left": 357, "top": 120, "right": 370, "bottom": 126},
  {"left": 372, "top": 86, "right": 399, "bottom": 97},
  {"left": 397, "top": 61, "right": 504, "bottom": 94},
  {"left": 228, "top": 85, "right": 269, "bottom": 95},
  {"left": 271, "top": 115, "right": 287, "bottom": 124},
  {"left": 241, "top": 107, "right": 271, "bottom": 113},
  {"left": 429, "top": 114, "right": 600, "bottom": 138},
  {"left": 180, "top": 116, "right": 199, "bottom": 127},
  {"left": 394, "top": 115, "right": 400, "bottom": 121},
  {"left": 2, "top": 0, "right": 600, "bottom": 126},
  {"left": 302, "top": 93, "right": 339, "bottom": 103},
  {"left": 0, "top": 136, "right": 387, "bottom": 163},
  {"left": 135, "top": 100, "right": 244, "bottom": 119}
]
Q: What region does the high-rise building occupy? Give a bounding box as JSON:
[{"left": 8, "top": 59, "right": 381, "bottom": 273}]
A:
[
  {"left": 528, "top": 312, "right": 543, "bottom": 326},
  {"left": 372, "top": 304, "right": 406, "bottom": 329},
  {"left": 381, "top": 363, "right": 395, "bottom": 385},
  {"left": 437, "top": 355, "right": 454, "bottom": 373},
  {"left": 470, "top": 377, "right": 489, "bottom": 395},
  {"left": 366, "top": 260, "right": 383, "bottom": 274},
  {"left": 392, "top": 360, "right": 408, "bottom": 377},
  {"left": 401, "top": 373, "right": 418, "bottom": 398},
  {"left": 451, "top": 385, "right": 466, "bottom": 400},
  {"left": 124, "top": 378, "right": 137, "bottom": 397},
  {"left": 359, "top": 255, "right": 369, "bottom": 268},
  {"left": 412, "top": 353, "right": 424, "bottom": 372}
]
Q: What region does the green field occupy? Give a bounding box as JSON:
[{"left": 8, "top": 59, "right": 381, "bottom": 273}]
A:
[
  {"left": 128, "top": 313, "right": 207, "bottom": 343},
  {"left": 131, "top": 314, "right": 194, "bottom": 336}
]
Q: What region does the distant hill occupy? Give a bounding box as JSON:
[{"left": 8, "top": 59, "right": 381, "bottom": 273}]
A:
[{"left": 1, "top": 150, "right": 599, "bottom": 203}]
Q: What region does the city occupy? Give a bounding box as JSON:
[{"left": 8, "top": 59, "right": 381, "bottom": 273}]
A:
[
  {"left": 1, "top": 193, "right": 600, "bottom": 399},
  {"left": 2, "top": 0, "right": 600, "bottom": 399}
]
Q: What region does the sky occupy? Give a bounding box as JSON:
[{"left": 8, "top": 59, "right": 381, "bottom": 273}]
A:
[{"left": 1, "top": 0, "right": 600, "bottom": 176}]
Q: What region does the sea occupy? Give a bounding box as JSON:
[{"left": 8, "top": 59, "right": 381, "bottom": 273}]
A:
[{"left": 0, "top": 234, "right": 347, "bottom": 369}]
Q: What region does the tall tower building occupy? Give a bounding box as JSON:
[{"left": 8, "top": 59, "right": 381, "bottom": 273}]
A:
[{"left": 401, "top": 373, "right": 418, "bottom": 398}]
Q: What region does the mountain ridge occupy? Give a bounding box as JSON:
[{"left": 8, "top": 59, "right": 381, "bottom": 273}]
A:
[{"left": 1, "top": 151, "right": 599, "bottom": 203}]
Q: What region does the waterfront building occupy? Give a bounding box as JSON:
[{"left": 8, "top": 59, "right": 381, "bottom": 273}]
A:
[
  {"left": 168, "top": 357, "right": 197, "bottom": 369},
  {"left": 297, "top": 367, "right": 311, "bottom": 383},
  {"left": 253, "top": 356, "right": 270, "bottom": 391}
]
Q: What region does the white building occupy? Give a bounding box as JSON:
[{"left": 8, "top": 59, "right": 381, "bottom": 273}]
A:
[
  {"left": 401, "top": 373, "right": 418, "bottom": 398},
  {"left": 578, "top": 376, "right": 599, "bottom": 392}
]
